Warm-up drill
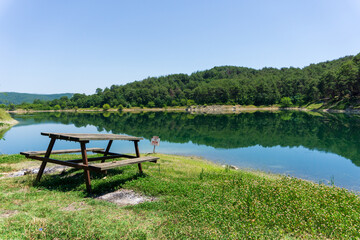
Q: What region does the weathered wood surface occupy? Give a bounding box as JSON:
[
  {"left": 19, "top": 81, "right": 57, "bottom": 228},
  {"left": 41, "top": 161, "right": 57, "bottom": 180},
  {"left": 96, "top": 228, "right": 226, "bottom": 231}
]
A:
[
  {"left": 66, "top": 154, "right": 132, "bottom": 163},
  {"left": 134, "top": 140, "right": 143, "bottom": 173},
  {"left": 90, "top": 156, "right": 159, "bottom": 171},
  {"left": 41, "top": 132, "right": 143, "bottom": 142},
  {"left": 26, "top": 155, "right": 158, "bottom": 172},
  {"left": 21, "top": 147, "right": 104, "bottom": 157},
  {"left": 28, "top": 155, "right": 102, "bottom": 172},
  {"left": 81, "top": 141, "right": 92, "bottom": 193},
  {"left": 92, "top": 150, "right": 137, "bottom": 159},
  {"left": 36, "top": 137, "right": 56, "bottom": 182},
  {"left": 101, "top": 140, "right": 113, "bottom": 163}
]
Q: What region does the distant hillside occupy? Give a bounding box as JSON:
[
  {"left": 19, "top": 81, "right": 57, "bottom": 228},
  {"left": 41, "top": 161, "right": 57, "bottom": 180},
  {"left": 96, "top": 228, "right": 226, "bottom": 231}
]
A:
[
  {"left": 10, "top": 52, "right": 360, "bottom": 110},
  {"left": 66, "top": 53, "right": 359, "bottom": 108},
  {"left": 0, "top": 92, "right": 73, "bottom": 105}
]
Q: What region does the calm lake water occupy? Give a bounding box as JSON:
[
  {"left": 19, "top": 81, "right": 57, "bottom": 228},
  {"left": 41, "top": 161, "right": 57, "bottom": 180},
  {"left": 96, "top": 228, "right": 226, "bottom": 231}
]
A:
[{"left": 1, "top": 111, "right": 360, "bottom": 192}]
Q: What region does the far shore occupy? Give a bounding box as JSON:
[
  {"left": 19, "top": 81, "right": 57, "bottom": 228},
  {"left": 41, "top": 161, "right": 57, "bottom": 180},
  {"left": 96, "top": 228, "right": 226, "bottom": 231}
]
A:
[{"left": 6, "top": 104, "right": 360, "bottom": 114}]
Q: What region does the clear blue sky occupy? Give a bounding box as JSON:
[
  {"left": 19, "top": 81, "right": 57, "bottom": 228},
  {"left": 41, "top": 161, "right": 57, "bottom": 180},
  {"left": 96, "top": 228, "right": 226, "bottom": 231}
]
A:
[{"left": 0, "top": 0, "right": 359, "bottom": 94}]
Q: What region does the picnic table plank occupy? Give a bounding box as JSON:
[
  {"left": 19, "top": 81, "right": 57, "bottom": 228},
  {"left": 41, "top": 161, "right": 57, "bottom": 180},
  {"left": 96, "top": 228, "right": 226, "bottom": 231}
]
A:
[
  {"left": 41, "top": 132, "right": 143, "bottom": 141},
  {"left": 91, "top": 150, "right": 137, "bottom": 159},
  {"left": 90, "top": 156, "right": 159, "bottom": 171},
  {"left": 28, "top": 155, "right": 102, "bottom": 172},
  {"left": 66, "top": 154, "right": 134, "bottom": 163},
  {"left": 20, "top": 147, "right": 104, "bottom": 157}
]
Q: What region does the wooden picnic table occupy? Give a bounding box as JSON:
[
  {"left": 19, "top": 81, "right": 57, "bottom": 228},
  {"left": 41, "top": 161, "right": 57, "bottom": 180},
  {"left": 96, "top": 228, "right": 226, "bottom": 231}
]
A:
[{"left": 20, "top": 132, "right": 159, "bottom": 193}]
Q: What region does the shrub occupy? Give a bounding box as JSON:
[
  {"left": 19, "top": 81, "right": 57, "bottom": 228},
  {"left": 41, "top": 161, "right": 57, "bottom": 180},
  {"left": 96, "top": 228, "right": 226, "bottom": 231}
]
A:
[
  {"left": 102, "top": 104, "right": 110, "bottom": 111},
  {"left": 186, "top": 99, "right": 196, "bottom": 107},
  {"left": 8, "top": 104, "right": 15, "bottom": 111},
  {"left": 180, "top": 99, "right": 187, "bottom": 106},
  {"left": 54, "top": 105, "right": 61, "bottom": 111},
  {"left": 280, "top": 97, "right": 293, "bottom": 107},
  {"left": 171, "top": 100, "right": 178, "bottom": 106},
  {"left": 147, "top": 101, "right": 155, "bottom": 108}
]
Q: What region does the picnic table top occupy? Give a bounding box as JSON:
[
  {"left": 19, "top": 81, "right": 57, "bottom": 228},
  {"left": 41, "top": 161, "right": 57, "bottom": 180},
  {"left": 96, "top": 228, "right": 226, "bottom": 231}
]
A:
[{"left": 41, "top": 132, "right": 143, "bottom": 142}]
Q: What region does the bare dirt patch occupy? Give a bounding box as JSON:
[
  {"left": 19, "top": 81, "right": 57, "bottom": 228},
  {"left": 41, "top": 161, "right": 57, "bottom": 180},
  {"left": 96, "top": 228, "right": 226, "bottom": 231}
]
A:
[
  {"left": 1, "top": 165, "right": 68, "bottom": 178},
  {"left": 96, "top": 189, "right": 156, "bottom": 206},
  {"left": 0, "top": 210, "right": 19, "bottom": 218},
  {"left": 61, "top": 202, "right": 87, "bottom": 211}
]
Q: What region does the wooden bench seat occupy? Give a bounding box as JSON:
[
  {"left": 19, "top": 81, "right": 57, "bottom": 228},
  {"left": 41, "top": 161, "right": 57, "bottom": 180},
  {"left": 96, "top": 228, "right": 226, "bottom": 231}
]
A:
[
  {"left": 89, "top": 156, "right": 159, "bottom": 171},
  {"left": 20, "top": 148, "right": 105, "bottom": 157}
]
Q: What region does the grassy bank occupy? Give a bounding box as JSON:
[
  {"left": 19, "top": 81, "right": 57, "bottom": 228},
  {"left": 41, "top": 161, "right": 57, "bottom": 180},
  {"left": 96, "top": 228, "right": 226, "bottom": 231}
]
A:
[
  {"left": 0, "top": 153, "right": 359, "bottom": 239},
  {"left": 0, "top": 109, "right": 18, "bottom": 130},
  {"left": 0, "top": 109, "right": 13, "bottom": 122}
]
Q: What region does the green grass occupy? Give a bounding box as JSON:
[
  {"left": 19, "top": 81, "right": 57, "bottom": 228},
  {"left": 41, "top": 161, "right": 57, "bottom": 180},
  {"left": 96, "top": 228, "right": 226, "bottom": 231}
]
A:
[
  {"left": 326, "top": 98, "right": 357, "bottom": 110},
  {"left": 0, "top": 154, "right": 29, "bottom": 164},
  {"left": 0, "top": 154, "right": 37, "bottom": 172},
  {"left": 0, "top": 109, "right": 12, "bottom": 121},
  {"left": 305, "top": 103, "right": 324, "bottom": 110},
  {"left": 318, "top": 97, "right": 360, "bottom": 110},
  {"left": 0, "top": 154, "right": 359, "bottom": 239}
]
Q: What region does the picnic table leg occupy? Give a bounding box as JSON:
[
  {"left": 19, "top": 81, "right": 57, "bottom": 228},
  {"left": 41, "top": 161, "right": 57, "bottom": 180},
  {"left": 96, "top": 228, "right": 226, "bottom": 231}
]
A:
[
  {"left": 101, "top": 140, "right": 113, "bottom": 163},
  {"left": 80, "top": 141, "right": 92, "bottom": 193},
  {"left": 134, "top": 140, "right": 143, "bottom": 174},
  {"left": 35, "top": 137, "right": 56, "bottom": 183}
]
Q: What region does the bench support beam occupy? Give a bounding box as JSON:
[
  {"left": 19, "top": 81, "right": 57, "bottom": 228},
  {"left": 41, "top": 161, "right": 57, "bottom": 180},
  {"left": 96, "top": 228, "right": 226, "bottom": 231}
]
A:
[
  {"left": 81, "top": 141, "right": 92, "bottom": 193},
  {"left": 26, "top": 155, "right": 101, "bottom": 172},
  {"left": 134, "top": 140, "right": 142, "bottom": 174},
  {"left": 101, "top": 140, "right": 113, "bottom": 163},
  {"left": 36, "top": 138, "right": 56, "bottom": 183},
  {"left": 21, "top": 148, "right": 104, "bottom": 157}
]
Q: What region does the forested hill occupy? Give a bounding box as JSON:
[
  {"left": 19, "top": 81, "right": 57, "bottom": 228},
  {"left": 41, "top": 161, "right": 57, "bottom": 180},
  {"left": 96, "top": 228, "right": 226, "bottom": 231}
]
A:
[
  {"left": 12, "top": 52, "right": 360, "bottom": 110},
  {"left": 0, "top": 92, "right": 73, "bottom": 105},
  {"left": 67, "top": 53, "right": 359, "bottom": 109}
]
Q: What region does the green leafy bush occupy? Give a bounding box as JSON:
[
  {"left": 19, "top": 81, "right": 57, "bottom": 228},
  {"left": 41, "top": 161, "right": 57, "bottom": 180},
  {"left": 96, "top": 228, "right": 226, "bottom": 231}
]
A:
[
  {"left": 147, "top": 101, "right": 155, "bottom": 108},
  {"left": 102, "top": 104, "right": 110, "bottom": 111},
  {"left": 280, "top": 97, "right": 293, "bottom": 107},
  {"left": 54, "top": 105, "right": 61, "bottom": 111}
]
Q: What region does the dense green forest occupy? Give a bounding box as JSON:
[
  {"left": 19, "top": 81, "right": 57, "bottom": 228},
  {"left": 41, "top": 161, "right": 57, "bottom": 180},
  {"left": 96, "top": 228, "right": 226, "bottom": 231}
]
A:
[
  {"left": 3, "top": 53, "right": 360, "bottom": 110},
  {"left": 0, "top": 92, "right": 73, "bottom": 105},
  {"left": 13, "top": 111, "right": 360, "bottom": 166}
]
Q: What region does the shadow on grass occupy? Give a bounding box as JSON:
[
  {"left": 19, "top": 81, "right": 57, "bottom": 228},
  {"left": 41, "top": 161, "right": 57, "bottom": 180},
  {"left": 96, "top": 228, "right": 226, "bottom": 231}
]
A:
[{"left": 35, "top": 167, "right": 146, "bottom": 196}]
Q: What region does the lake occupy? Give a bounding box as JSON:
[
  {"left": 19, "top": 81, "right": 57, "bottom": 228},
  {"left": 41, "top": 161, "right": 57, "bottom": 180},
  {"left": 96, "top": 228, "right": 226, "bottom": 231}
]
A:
[{"left": 1, "top": 111, "right": 360, "bottom": 192}]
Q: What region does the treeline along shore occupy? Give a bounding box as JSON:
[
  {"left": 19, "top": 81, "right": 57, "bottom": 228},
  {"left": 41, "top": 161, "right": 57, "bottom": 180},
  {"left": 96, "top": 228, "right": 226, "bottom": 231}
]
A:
[{"left": 1, "top": 52, "right": 360, "bottom": 111}]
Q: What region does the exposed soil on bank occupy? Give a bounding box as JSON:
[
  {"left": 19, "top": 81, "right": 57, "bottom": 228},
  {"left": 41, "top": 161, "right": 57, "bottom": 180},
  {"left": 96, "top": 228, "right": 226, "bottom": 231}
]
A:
[{"left": 96, "top": 189, "right": 156, "bottom": 206}]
